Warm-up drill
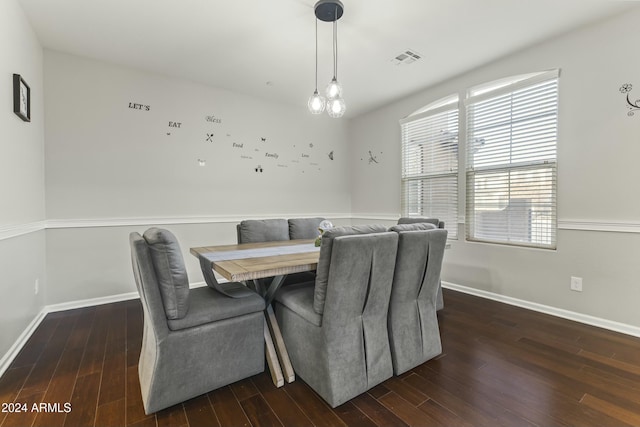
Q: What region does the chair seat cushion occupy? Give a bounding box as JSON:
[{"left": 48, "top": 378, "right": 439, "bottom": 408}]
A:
[
  {"left": 275, "top": 281, "right": 321, "bottom": 326},
  {"left": 167, "top": 286, "right": 265, "bottom": 331}
]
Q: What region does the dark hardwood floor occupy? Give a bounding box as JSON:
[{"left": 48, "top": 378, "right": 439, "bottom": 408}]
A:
[{"left": 2, "top": 289, "right": 640, "bottom": 427}]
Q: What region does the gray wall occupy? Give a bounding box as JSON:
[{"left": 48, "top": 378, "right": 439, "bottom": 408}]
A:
[
  {"left": 349, "top": 7, "right": 640, "bottom": 326},
  {"left": 0, "top": 0, "right": 46, "bottom": 360}
]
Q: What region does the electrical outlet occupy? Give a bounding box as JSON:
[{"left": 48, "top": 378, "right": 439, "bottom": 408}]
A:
[
  {"left": 570, "top": 276, "right": 582, "bottom": 292},
  {"left": 35, "top": 279, "right": 39, "bottom": 295}
]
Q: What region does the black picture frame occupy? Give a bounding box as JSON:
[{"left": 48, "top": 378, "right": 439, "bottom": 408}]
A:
[{"left": 13, "top": 73, "right": 30, "bottom": 122}]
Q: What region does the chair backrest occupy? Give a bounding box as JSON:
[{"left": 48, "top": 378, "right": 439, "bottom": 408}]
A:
[
  {"left": 388, "top": 226, "right": 447, "bottom": 307},
  {"left": 321, "top": 231, "right": 399, "bottom": 387},
  {"left": 398, "top": 216, "right": 445, "bottom": 229},
  {"left": 130, "top": 232, "right": 171, "bottom": 340},
  {"left": 388, "top": 226, "right": 447, "bottom": 363},
  {"left": 288, "top": 217, "right": 325, "bottom": 240},
  {"left": 313, "top": 224, "right": 388, "bottom": 314},
  {"left": 237, "top": 219, "right": 290, "bottom": 244},
  {"left": 322, "top": 232, "right": 399, "bottom": 328}
]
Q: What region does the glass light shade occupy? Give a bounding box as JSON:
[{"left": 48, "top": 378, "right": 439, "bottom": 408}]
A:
[
  {"left": 327, "top": 97, "right": 346, "bottom": 118},
  {"left": 318, "top": 220, "right": 334, "bottom": 232},
  {"left": 325, "top": 77, "right": 342, "bottom": 100},
  {"left": 308, "top": 90, "right": 326, "bottom": 114}
]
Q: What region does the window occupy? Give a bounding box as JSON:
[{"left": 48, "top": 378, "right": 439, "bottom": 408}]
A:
[
  {"left": 400, "top": 95, "right": 459, "bottom": 239},
  {"left": 465, "top": 70, "right": 558, "bottom": 248}
]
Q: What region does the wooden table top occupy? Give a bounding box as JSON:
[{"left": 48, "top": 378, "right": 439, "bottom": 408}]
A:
[{"left": 190, "top": 239, "right": 319, "bottom": 282}]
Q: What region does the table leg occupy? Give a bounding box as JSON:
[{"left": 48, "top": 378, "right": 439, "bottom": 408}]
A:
[
  {"left": 265, "top": 305, "right": 295, "bottom": 383},
  {"left": 264, "top": 321, "right": 284, "bottom": 387}
]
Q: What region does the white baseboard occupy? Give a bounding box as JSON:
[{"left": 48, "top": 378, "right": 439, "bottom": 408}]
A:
[
  {"left": 0, "top": 309, "right": 47, "bottom": 378},
  {"left": 45, "top": 291, "right": 140, "bottom": 313},
  {"left": 442, "top": 281, "right": 640, "bottom": 338}
]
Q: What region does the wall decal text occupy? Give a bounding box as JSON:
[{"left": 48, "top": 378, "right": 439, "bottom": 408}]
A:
[{"left": 128, "top": 102, "right": 150, "bottom": 111}]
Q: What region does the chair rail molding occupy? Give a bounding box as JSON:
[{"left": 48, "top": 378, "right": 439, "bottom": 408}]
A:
[
  {"left": 45, "top": 213, "right": 352, "bottom": 229},
  {"left": 557, "top": 219, "right": 640, "bottom": 234},
  {"left": 0, "top": 221, "right": 46, "bottom": 241},
  {"left": 3, "top": 218, "right": 640, "bottom": 241}
]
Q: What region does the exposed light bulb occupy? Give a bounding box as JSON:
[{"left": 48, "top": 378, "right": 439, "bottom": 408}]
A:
[
  {"left": 325, "top": 77, "right": 342, "bottom": 100},
  {"left": 308, "top": 90, "right": 326, "bottom": 114},
  {"left": 327, "top": 97, "right": 346, "bottom": 118}
]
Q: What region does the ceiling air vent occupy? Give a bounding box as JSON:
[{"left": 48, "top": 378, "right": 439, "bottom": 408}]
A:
[{"left": 392, "top": 49, "right": 422, "bottom": 66}]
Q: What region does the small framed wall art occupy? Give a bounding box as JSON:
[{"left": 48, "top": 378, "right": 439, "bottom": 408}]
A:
[{"left": 13, "top": 73, "right": 30, "bottom": 122}]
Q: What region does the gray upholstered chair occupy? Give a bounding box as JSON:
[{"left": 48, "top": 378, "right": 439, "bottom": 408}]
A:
[
  {"left": 288, "top": 217, "right": 325, "bottom": 240},
  {"left": 275, "top": 225, "right": 398, "bottom": 407},
  {"left": 397, "top": 217, "right": 446, "bottom": 310},
  {"left": 236, "top": 218, "right": 290, "bottom": 244},
  {"left": 129, "top": 228, "right": 265, "bottom": 414},
  {"left": 387, "top": 224, "right": 448, "bottom": 375}
]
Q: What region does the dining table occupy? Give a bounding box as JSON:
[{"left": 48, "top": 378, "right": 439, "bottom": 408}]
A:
[{"left": 190, "top": 239, "right": 320, "bottom": 388}]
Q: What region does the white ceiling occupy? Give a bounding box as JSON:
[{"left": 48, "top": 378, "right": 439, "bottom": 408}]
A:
[{"left": 19, "top": 0, "right": 635, "bottom": 118}]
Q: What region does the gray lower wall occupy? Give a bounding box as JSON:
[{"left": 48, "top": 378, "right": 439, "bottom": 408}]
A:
[
  {"left": 0, "top": 232, "right": 46, "bottom": 360},
  {"left": 441, "top": 225, "right": 640, "bottom": 327},
  {"left": 45, "top": 217, "right": 352, "bottom": 305}
]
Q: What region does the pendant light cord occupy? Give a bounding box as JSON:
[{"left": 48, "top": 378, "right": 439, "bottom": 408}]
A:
[
  {"left": 315, "top": 18, "right": 319, "bottom": 90},
  {"left": 333, "top": 10, "right": 338, "bottom": 79}
]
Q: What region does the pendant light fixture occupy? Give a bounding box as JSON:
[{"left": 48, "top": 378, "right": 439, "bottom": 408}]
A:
[
  {"left": 307, "top": 18, "right": 325, "bottom": 114},
  {"left": 308, "top": 0, "right": 346, "bottom": 118}
]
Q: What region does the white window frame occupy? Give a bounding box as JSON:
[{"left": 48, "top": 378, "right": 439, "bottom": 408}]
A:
[{"left": 464, "top": 69, "right": 559, "bottom": 249}]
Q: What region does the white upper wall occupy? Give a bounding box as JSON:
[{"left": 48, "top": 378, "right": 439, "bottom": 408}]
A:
[
  {"left": 44, "top": 51, "right": 352, "bottom": 221},
  {"left": 0, "top": 0, "right": 45, "bottom": 225}
]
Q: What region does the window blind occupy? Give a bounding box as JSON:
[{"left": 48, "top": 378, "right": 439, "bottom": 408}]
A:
[
  {"left": 400, "top": 101, "right": 459, "bottom": 239},
  {"left": 465, "top": 70, "right": 558, "bottom": 248}
]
